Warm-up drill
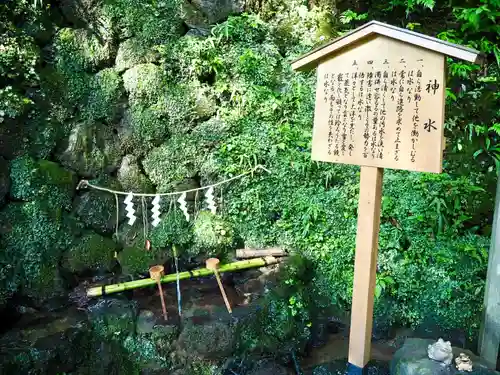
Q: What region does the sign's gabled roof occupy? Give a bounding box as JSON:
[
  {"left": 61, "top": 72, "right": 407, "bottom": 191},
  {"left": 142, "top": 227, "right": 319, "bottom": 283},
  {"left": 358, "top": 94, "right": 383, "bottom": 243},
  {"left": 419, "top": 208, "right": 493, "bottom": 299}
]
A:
[{"left": 291, "top": 20, "right": 483, "bottom": 71}]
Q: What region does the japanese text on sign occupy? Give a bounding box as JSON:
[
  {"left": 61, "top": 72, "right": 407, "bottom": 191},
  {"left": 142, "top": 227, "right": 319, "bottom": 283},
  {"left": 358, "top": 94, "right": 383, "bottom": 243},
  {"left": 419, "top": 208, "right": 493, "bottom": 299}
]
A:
[{"left": 313, "top": 48, "right": 445, "bottom": 173}]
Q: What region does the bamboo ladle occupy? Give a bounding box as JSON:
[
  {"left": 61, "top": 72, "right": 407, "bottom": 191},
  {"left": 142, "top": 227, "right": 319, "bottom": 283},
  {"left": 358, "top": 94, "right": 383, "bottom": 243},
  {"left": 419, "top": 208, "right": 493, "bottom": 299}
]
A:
[
  {"left": 206, "top": 258, "right": 232, "bottom": 314},
  {"left": 149, "top": 265, "right": 168, "bottom": 321}
]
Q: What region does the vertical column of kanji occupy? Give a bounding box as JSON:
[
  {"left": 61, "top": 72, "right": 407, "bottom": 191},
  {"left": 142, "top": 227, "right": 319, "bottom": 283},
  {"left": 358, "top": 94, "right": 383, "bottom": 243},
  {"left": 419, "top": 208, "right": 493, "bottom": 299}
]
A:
[
  {"left": 371, "top": 71, "right": 381, "bottom": 159},
  {"left": 327, "top": 73, "right": 336, "bottom": 156},
  {"left": 363, "top": 72, "right": 373, "bottom": 159},
  {"left": 410, "top": 69, "right": 422, "bottom": 162},
  {"left": 341, "top": 73, "right": 350, "bottom": 156},
  {"left": 378, "top": 71, "right": 388, "bottom": 160},
  {"left": 348, "top": 72, "right": 357, "bottom": 156},
  {"left": 423, "top": 77, "right": 440, "bottom": 133},
  {"left": 334, "top": 73, "right": 344, "bottom": 156},
  {"left": 394, "top": 69, "right": 406, "bottom": 162}
]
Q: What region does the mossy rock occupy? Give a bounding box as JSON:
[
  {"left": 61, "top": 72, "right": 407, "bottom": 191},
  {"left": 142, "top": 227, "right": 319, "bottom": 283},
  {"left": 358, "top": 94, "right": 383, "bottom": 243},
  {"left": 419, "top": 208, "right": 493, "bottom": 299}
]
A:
[
  {"left": 190, "top": 0, "right": 245, "bottom": 24},
  {"left": 54, "top": 28, "right": 114, "bottom": 73},
  {"left": 100, "top": 0, "right": 184, "bottom": 45},
  {"left": 142, "top": 136, "right": 202, "bottom": 192},
  {"left": 64, "top": 233, "right": 118, "bottom": 274},
  {"left": 0, "top": 114, "right": 62, "bottom": 160},
  {"left": 123, "top": 63, "right": 165, "bottom": 105},
  {"left": 192, "top": 211, "right": 234, "bottom": 256},
  {"left": 20, "top": 263, "right": 67, "bottom": 305},
  {"left": 117, "top": 104, "right": 168, "bottom": 153},
  {"left": 88, "top": 298, "right": 138, "bottom": 340},
  {"left": 57, "top": 122, "right": 124, "bottom": 177},
  {"left": 176, "top": 321, "right": 235, "bottom": 360},
  {"left": 0, "top": 310, "right": 91, "bottom": 374},
  {"left": 117, "top": 154, "right": 154, "bottom": 193},
  {"left": 149, "top": 211, "right": 193, "bottom": 254},
  {"left": 181, "top": 0, "right": 211, "bottom": 29},
  {"left": 82, "top": 68, "right": 124, "bottom": 123},
  {"left": 74, "top": 175, "right": 124, "bottom": 234},
  {"left": 0, "top": 200, "right": 75, "bottom": 305},
  {"left": 122, "top": 333, "right": 169, "bottom": 371},
  {"left": 192, "top": 85, "right": 217, "bottom": 120},
  {"left": 117, "top": 244, "right": 168, "bottom": 275},
  {"left": 9, "top": 156, "right": 77, "bottom": 211},
  {"left": 115, "top": 38, "right": 159, "bottom": 73}
]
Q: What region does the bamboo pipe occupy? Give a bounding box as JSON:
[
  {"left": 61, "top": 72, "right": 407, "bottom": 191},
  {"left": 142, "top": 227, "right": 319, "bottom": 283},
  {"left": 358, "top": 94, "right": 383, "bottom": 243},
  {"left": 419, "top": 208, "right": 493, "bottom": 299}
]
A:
[
  {"left": 236, "top": 247, "right": 286, "bottom": 259},
  {"left": 87, "top": 256, "right": 282, "bottom": 298},
  {"left": 149, "top": 265, "right": 168, "bottom": 321},
  {"left": 206, "top": 258, "right": 232, "bottom": 314}
]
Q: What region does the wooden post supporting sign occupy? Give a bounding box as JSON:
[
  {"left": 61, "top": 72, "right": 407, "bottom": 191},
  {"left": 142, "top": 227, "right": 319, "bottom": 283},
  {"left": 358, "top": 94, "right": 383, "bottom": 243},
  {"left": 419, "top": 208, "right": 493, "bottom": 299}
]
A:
[
  {"left": 349, "top": 166, "right": 383, "bottom": 367},
  {"left": 291, "top": 21, "right": 482, "bottom": 373}
]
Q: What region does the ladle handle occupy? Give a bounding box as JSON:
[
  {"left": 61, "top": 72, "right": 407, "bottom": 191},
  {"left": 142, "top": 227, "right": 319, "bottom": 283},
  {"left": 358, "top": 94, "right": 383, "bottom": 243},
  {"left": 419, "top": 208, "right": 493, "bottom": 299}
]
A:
[
  {"left": 214, "top": 270, "right": 232, "bottom": 314},
  {"left": 157, "top": 280, "right": 168, "bottom": 321}
]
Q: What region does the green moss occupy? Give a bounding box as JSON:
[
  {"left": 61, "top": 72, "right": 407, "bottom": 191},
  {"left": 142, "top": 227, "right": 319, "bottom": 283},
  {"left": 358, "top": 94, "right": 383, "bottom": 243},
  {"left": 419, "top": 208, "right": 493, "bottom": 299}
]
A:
[
  {"left": 192, "top": 211, "right": 234, "bottom": 257},
  {"left": 123, "top": 334, "right": 168, "bottom": 370},
  {"left": 124, "top": 103, "right": 168, "bottom": 151},
  {"left": 102, "top": 0, "right": 183, "bottom": 46},
  {"left": 0, "top": 201, "right": 75, "bottom": 305},
  {"left": 118, "top": 243, "right": 167, "bottom": 275},
  {"left": 117, "top": 155, "right": 154, "bottom": 193},
  {"left": 83, "top": 68, "right": 124, "bottom": 122},
  {"left": 65, "top": 233, "right": 118, "bottom": 274},
  {"left": 54, "top": 28, "right": 112, "bottom": 73},
  {"left": 58, "top": 122, "right": 123, "bottom": 177},
  {"left": 115, "top": 38, "right": 158, "bottom": 73},
  {"left": 74, "top": 175, "right": 123, "bottom": 234},
  {"left": 142, "top": 136, "right": 202, "bottom": 192},
  {"left": 150, "top": 210, "right": 193, "bottom": 253},
  {"left": 21, "top": 263, "right": 66, "bottom": 302},
  {"left": 123, "top": 63, "right": 165, "bottom": 105},
  {"left": 9, "top": 156, "right": 76, "bottom": 211}
]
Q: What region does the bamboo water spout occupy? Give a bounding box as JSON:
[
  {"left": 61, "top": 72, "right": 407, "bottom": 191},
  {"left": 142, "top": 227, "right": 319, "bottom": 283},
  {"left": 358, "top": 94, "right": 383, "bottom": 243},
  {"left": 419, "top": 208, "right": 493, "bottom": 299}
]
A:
[{"left": 87, "top": 256, "right": 283, "bottom": 298}]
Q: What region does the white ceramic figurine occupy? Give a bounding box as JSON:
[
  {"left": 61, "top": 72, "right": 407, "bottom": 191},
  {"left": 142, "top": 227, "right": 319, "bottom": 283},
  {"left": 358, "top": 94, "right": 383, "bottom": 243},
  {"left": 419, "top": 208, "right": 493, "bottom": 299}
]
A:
[{"left": 427, "top": 338, "right": 453, "bottom": 365}]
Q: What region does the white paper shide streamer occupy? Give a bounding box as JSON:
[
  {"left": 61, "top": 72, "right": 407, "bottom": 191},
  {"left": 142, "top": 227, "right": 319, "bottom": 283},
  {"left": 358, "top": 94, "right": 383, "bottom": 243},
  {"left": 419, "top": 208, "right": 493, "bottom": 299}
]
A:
[
  {"left": 177, "top": 192, "right": 189, "bottom": 221},
  {"left": 151, "top": 195, "right": 161, "bottom": 227},
  {"left": 124, "top": 193, "right": 137, "bottom": 226},
  {"left": 205, "top": 187, "right": 217, "bottom": 214}
]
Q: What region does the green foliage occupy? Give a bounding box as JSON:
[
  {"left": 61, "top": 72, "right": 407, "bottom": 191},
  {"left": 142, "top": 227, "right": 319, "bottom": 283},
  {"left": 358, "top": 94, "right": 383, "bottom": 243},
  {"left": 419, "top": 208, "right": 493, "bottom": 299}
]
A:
[
  {"left": 142, "top": 136, "right": 203, "bottom": 191},
  {"left": 65, "top": 233, "right": 118, "bottom": 273},
  {"left": 378, "top": 234, "right": 489, "bottom": 337},
  {"left": 185, "top": 362, "right": 221, "bottom": 375},
  {"left": 0, "top": 34, "right": 39, "bottom": 83},
  {"left": 150, "top": 210, "right": 192, "bottom": 252},
  {"left": 192, "top": 212, "right": 234, "bottom": 258},
  {"left": 102, "top": 0, "right": 183, "bottom": 46},
  {"left": 118, "top": 244, "right": 165, "bottom": 275},
  {"left": 0, "top": 201, "right": 75, "bottom": 304},
  {"left": 74, "top": 175, "right": 123, "bottom": 234},
  {"left": 339, "top": 10, "right": 368, "bottom": 24},
  {"left": 53, "top": 28, "right": 112, "bottom": 73},
  {"left": 9, "top": 156, "right": 76, "bottom": 211},
  {"left": 123, "top": 63, "right": 165, "bottom": 106},
  {"left": 236, "top": 256, "right": 317, "bottom": 356},
  {"left": 84, "top": 68, "right": 123, "bottom": 122},
  {"left": 0, "top": 32, "right": 39, "bottom": 122}
]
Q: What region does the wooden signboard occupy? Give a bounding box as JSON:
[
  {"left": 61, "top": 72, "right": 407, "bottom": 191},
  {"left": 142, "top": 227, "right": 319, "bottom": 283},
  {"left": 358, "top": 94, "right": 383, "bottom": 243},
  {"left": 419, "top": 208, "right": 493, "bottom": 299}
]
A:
[
  {"left": 292, "top": 21, "right": 481, "bottom": 374},
  {"left": 312, "top": 36, "right": 445, "bottom": 173}
]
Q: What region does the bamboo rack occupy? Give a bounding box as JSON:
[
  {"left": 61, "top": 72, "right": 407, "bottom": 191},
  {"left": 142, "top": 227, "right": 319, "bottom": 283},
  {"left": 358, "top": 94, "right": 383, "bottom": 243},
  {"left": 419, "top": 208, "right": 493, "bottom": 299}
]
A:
[{"left": 87, "top": 256, "right": 281, "bottom": 298}]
